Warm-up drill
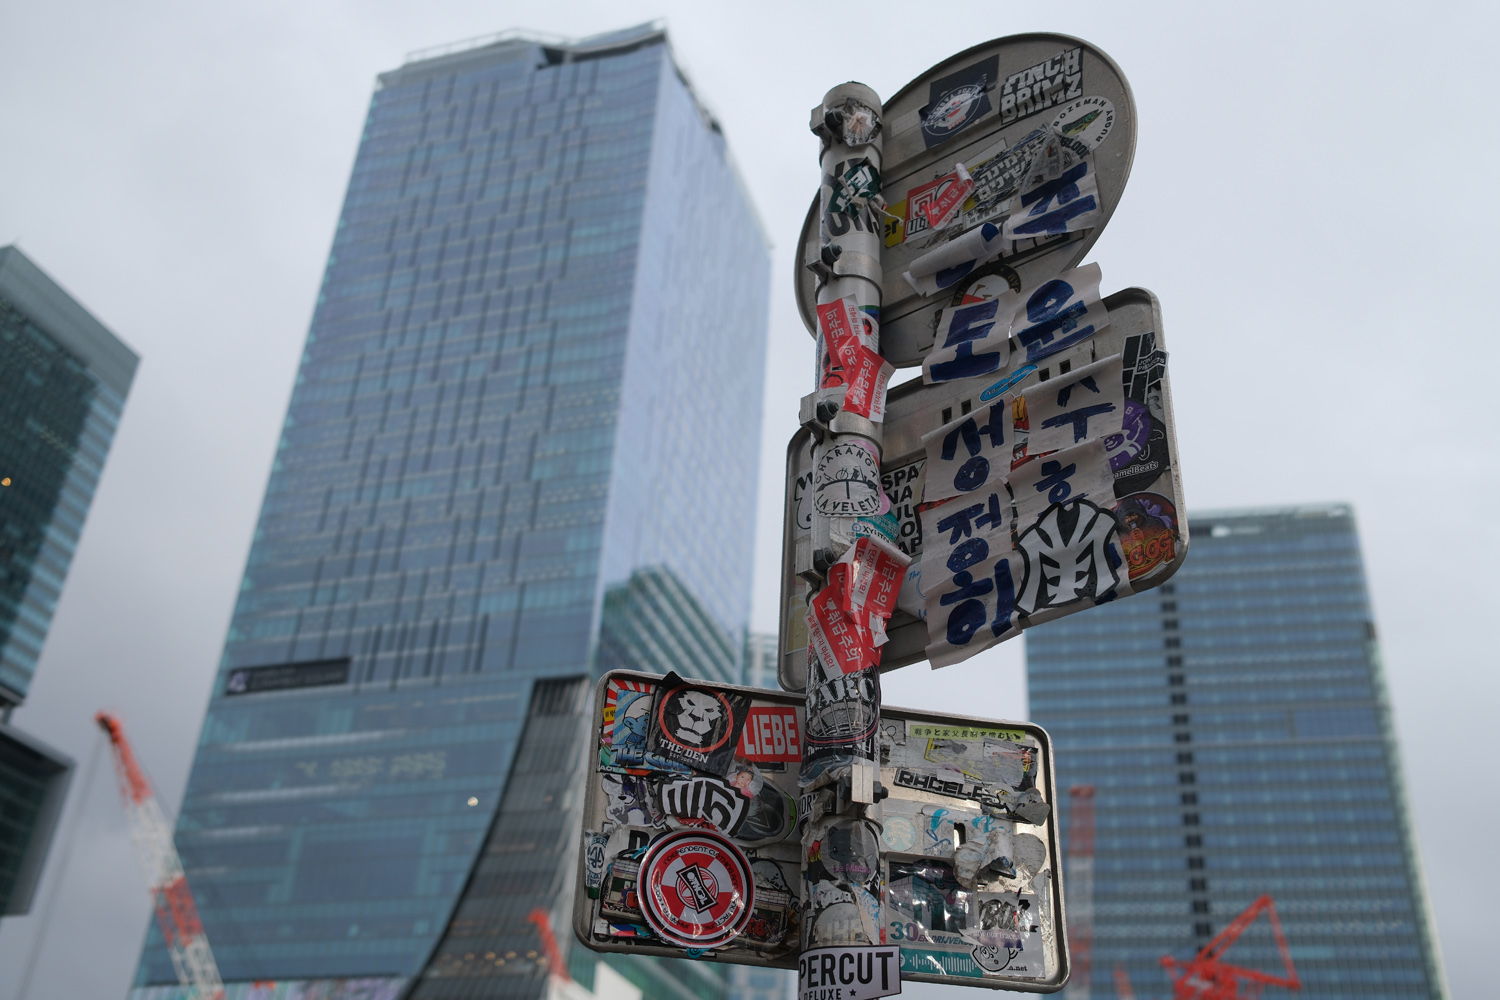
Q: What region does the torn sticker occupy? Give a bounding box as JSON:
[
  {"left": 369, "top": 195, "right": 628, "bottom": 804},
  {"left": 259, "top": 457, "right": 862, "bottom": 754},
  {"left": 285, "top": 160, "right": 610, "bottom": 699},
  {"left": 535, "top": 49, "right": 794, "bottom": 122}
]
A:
[
  {"left": 602, "top": 772, "right": 664, "bottom": 828},
  {"left": 830, "top": 334, "right": 893, "bottom": 422},
  {"left": 919, "top": 164, "right": 975, "bottom": 231},
  {"left": 924, "top": 548, "right": 1022, "bottom": 670},
  {"left": 969, "top": 127, "right": 1050, "bottom": 210},
  {"left": 903, "top": 222, "right": 1008, "bottom": 298},
  {"left": 1022, "top": 352, "right": 1125, "bottom": 455},
  {"left": 923, "top": 271, "right": 1018, "bottom": 383},
  {"left": 1010, "top": 262, "right": 1109, "bottom": 364},
  {"left": 1009, "top": 437, "right": 1115, "bottom": 526},
  {"left": 800, "top": 653, "right": 880, "bottom": 783},
  {"left": 1002, "top": 138, "right": 1102, "bottom": 240},
  {"left": 836, "top": 534, "right": 911, "bottom": 621},
  {"left": 600, "top": 858, "right": 644, "bottom": 921},
  {"left": 829, "top": 159, "right": 882, "bottom": 215},
  {"left": 1113, "top": 492, "right": 1179, "bottom": 581},
  {"left": 648, "top": 681, "right": 752, "bottom": 777},
  {"left": 806, "top": 584, "right": 876, "bottom": 676},
  {"left": 920, "top": 400, "right": 1012, "bottom": 504}
]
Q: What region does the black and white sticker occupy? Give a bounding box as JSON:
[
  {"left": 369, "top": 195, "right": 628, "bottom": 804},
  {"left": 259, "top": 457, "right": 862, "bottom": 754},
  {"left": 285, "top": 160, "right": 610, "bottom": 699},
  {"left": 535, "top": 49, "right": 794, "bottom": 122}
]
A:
[{"left": 799, "top": 944, "right": 902, "bottom": 1000}]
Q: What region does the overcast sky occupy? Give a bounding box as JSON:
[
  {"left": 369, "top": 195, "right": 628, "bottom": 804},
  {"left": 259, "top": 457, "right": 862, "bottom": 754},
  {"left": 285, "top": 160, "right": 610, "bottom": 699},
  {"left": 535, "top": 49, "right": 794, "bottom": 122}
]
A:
[{"left": 1, "top": 2, "right": 1495, "bottom": 998}]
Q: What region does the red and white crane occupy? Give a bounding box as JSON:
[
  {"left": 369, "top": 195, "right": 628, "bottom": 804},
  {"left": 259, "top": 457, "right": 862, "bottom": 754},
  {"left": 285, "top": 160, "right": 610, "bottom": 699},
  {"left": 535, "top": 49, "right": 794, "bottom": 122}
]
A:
[
  {"left": 96, "top": 711, "right": 225, "bottom": 1000},
  {"left": 1160, "top": 894, "right": 1300, "bottom": 1000}
]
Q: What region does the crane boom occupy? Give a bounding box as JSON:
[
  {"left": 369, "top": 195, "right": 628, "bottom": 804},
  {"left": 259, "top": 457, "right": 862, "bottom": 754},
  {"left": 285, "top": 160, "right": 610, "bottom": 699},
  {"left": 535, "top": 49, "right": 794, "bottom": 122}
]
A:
[{"left": 96, "top": 712, "right": 225, "bottom": 1000}]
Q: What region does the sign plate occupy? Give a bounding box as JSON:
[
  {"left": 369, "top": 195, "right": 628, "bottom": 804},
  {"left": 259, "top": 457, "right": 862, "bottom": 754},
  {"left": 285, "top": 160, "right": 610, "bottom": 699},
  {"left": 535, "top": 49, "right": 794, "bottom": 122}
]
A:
[
  {"left": 779, "top": 287, "right": 1186, "bottom": 692},
  {"left": 574, "top": 671, "right": 1069, "bottom": 991},
  {"left": 796, "top": 33, "right": 1137, "bottom": 368}
]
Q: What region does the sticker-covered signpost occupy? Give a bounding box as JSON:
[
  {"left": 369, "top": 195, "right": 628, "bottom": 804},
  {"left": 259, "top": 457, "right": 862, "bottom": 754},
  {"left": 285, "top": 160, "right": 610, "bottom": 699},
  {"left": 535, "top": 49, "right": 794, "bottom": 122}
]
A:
[{"left": 574, "top": 32, "right": 1186, "bottom": 997}]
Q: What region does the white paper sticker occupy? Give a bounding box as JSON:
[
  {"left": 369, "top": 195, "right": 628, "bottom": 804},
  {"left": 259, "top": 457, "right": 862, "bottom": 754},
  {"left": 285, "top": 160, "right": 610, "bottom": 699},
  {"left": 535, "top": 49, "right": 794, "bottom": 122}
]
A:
[
  {"left": 798, "top": 944, "right": 902, "bottom": 1000},
  {"left": 1009, "top": 437, "right": 1115, "bottom": 526},
  {"left": 920, "top": 401, "right": 1013, "bottom": 504},
  {"left": 902, "top": 221, "right": 1008, "bottom": 298},
  {"left": 1010, "top": 262, "right": 1110, "bottom": 364},
  {"left": 1001, "top": 136, "right": 1102, "bottom": 241},
  {"left": 919, "top": 490, "right": 1012, "bottom": 587},
  {"left": 1022, "top": 353, "right": 1125, "bottom": 455},
  {"left": 1014, "top": 497, "right": 1125, "bottom": 617},
  {"left": 924, "top": 548, "right": 1021, "bottom": 669},
  {"left": 923, "top": 285, "right": 1017, "bottom": 384}
]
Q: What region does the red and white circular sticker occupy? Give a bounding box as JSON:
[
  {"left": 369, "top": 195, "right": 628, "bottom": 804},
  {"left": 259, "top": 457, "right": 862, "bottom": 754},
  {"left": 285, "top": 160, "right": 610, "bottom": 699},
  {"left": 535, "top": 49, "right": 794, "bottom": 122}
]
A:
[{"left": 638, "top": 828, "right": 755, "bottom": 949}]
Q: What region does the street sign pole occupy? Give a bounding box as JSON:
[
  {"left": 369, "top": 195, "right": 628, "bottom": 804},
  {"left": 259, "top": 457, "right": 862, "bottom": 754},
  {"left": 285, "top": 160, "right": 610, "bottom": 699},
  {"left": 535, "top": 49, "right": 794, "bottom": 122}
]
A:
[{"left": 798, "top": 81, "right": 891, "bottom": 966}]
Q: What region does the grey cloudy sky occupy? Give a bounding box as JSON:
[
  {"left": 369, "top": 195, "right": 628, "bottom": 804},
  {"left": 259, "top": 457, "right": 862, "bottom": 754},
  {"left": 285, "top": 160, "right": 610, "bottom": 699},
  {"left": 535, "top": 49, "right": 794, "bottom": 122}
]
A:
[{"left": 1, "top": 2, "right": 1494, "bottom": 998}]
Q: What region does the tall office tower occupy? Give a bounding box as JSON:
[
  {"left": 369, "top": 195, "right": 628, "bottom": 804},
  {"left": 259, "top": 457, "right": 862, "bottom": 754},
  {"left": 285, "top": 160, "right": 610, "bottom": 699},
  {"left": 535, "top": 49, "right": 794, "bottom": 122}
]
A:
[
  {"left": 0, "top": 246, "right": 137, "bottom": 914},
  {"left": 1028, "top": 505, "right": 1447, "bottom": 1000},
  {"left": 129, "top": 23, "right": 768, "bottom": 1000}
]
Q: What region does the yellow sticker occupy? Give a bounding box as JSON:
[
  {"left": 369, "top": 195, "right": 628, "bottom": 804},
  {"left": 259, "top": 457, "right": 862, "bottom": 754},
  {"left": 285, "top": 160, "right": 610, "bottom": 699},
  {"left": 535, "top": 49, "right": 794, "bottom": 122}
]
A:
[
  {"left": 883, "top": 200, "right": 907, "bottom": 247},
  {"left": 907, "top": 723, "right": 1028, "bottom": 743}
]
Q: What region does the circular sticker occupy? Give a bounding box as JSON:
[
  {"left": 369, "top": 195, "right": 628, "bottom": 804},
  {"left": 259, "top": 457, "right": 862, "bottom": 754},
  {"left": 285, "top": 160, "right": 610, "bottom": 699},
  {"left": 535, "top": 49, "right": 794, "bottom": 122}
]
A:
[
  {"left": 638, "top": 829, "right": 755, "bottom": 948},
  {"left": 1051, "top": 95, "right": 1116, "bottom": 149},
  {"left": 883, "top": 815, "right": 919, "bottom": 853},
  {"left": 813, "top": 441, "right": 884, "bottom": 518},
  {"left": 1112, "top": 492, "right": 1179, "bottom": 581},
  {"left": 656, "top": 686, "right": 736, "bottom": 754},
  {"left": 922, "top": 83, "right": 987, "bottom": 140},
  {"left": 1102, "top": 398, "right": 1151, "bottom": 471}
]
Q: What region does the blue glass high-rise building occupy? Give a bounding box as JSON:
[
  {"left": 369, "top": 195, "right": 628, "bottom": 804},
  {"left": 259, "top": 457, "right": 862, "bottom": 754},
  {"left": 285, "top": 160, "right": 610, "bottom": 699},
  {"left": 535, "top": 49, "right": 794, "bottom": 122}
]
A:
[
  {"left": 0, "top": 245, "right": 136, "bottom": 915},
  {"left": 130, "top": 23, "right": 768, "bottom": 1000},
  {"left": 1028, "top": 505, "right": 1447, "bottom": 999}
]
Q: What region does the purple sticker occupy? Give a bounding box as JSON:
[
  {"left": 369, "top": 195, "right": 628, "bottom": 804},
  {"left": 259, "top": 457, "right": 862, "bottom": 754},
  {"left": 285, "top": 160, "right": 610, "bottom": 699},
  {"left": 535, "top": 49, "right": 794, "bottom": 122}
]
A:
[{"left": 1102, "top": 399, "right": 1150, "bottom": 472}]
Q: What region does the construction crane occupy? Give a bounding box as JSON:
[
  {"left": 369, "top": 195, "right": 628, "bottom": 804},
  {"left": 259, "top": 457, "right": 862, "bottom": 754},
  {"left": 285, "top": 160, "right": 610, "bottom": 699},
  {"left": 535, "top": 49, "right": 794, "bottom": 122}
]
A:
[
  {"left": 97, "top": 711, "right": 225, "bottom": 1000},
  {"left": 1159, "top": 894, "right": 1300, "bottom": 1000},
  {"left": 1064, "top": 785, "right": 1096, "bottom": 999}
]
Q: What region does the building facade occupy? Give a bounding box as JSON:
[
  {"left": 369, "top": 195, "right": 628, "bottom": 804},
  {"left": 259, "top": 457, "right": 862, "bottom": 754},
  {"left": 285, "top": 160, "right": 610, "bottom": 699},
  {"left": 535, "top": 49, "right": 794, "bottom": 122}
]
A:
[
  {"left": 1028, "top": 505, "right": 1447, "bottom": 999},
  {"left": 130, "top": 23, "right": 767, "bottom": 1000},
  {"left": 0, "top": 245, "right": 136, "bottom": 913}
]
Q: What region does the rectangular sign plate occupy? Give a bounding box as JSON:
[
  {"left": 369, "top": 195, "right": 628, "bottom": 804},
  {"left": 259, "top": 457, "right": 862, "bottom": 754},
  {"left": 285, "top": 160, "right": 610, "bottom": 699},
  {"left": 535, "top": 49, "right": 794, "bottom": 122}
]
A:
[
  {"left": 573, "top": 670, "right": 1070, "bottom": 992},
  {"left": 780, "top": 287, "right": 1186, "bottom": 692}
]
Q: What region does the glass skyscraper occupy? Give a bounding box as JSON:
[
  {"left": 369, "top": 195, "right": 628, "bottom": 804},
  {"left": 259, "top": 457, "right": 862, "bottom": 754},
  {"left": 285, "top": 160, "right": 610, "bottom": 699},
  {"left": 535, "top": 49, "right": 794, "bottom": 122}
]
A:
[
  {"left": 130, "top": 23, "right": 767, "bottom": 1000},
  {"left": 0, "top": 245, "right": 137, "bottom": 914},
  {"left": 1028, "top": 505, "right": 1447, "bottom": 999}
]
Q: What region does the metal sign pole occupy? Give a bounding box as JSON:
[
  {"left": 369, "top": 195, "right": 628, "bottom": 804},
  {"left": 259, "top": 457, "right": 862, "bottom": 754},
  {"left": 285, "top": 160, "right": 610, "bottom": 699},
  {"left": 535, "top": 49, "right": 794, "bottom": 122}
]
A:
[{"left": 797, "top": 82, "right": 900, "bottom": 991}]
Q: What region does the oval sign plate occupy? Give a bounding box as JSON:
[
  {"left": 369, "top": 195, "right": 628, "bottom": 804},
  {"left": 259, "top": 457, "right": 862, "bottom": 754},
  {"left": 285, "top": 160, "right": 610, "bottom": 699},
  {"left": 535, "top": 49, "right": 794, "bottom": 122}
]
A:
[{"left": 795, "top": 33, "right": 1137, "bottom": 367}]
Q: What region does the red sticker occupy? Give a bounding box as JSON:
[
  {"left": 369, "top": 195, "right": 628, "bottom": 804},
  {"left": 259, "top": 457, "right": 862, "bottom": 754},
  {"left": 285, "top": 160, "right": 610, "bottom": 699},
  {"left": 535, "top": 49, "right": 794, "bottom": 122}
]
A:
[
  {"left": 638, "top": 829, "right": 755, "bottom": 949},
  {"left": 737, "top": 707, "right": 801, "bottom": 762}
]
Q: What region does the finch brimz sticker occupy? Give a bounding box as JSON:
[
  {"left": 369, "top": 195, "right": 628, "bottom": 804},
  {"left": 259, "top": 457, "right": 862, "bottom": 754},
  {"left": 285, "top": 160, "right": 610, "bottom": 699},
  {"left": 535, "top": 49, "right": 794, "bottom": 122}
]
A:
[{"left": 638, "top": 828, "right": 755, "bottom": 949}]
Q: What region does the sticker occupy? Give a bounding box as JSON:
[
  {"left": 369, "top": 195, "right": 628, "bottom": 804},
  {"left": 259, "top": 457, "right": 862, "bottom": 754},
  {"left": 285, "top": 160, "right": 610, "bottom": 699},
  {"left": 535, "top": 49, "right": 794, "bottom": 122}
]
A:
[
  {"left": 971, "top": 942, "right": 1044, "bottom": 978},
  {"left": 920, "top": 55, "right": 998, "bottom": 149},
  {"left": 882, "top": 813, "right": 920, "bottom": 853},
  {"left": 806, "top": 820, "right": 882, "bottom": 894},
  {"left": 916, "top": 164, "right": 975, "bottom": 231},
  {"left": 880, "top": 459, "right": 926, "bottom": 556},
  {"left": 737, "top": 707, "right": 802, "bottom": 762},
  {"left": 907, "top": 723, "right": 1028, "bottom": 743},
  {"left": 1113, "top": 492, "right": 1179, "bottom": 580},
  {"left": 1102, "top": 398, "right": 1151, "bottom": 471},
  {"left": 600, "top": 858, "right": 644, "bottom": 921},
  {"left": 602, "top": 772, "right": 664, "bottom": 828},
  {"left": 798, "top": 945, "right": 903, "bottom": 1000},
  {"left": 600, "top": 678, "right": 655, "bottom": 770},
  {"left": 1013, "top": 264, "right": 1109, "bottom": 367},
  {"left": 801, "top": 653, "right": 880, "bottom": 780},
  {"left": 638, "top": 828, "right": 755, "bottom": 949},
  {"left": 659, "top": 775, "right": 749, "bottom": 834},
  {"left": 835, "top": 535, "right": 910, "bottom": 621},
  {"left": 1014, "top": 498, "right": 1124, "bottom": 616},
  {"left": 923, "top": 547, "right": 1021, "bottom": 670},
  {"left": 1002, "top": 133, "right": 1101, "bottom": 241},
  {"left": 903, "top": 222, "right": 1007, "bottom": 299},
  {"left": 968, "top": 127, "right": 1049, "bottom": 211},
  {"left": 733, "top": 780, "right": 798, "bottom": 847},
  {"left": 649, "top": 682, "right": 753, "bottom": 777},
  {"left": 1112, "top": 332, "right": 1171, "bottom": 494},
  {"left": 974, "top": 892, "right": 1039, "bottom": 949},
  {"left": 814, "top": 441, "right": 884, "bottom": 518},
  {"left": 998, "top": 46, "right": 1083, "bottom": 128},
  {"left": 806, "top": 585, "right": 876, "bottom": 676},
  {"left": 1009, "top": 437, "right": 1115, "bottom": 526},
  {"left": 920, "top": 401, "right": 1011, "bottom": 504},
  {"left": 1052, "top": 95, "right": 1115, "bottom": 149},
  {"left": 584, "top": 830, "right": 609, "bottom": 898},
  {"left": 1022, "top": 353, "right": 1125, "bottom": 455},
  {"left": 829, "top": 159, "right": 881, "bottom": 216}
]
